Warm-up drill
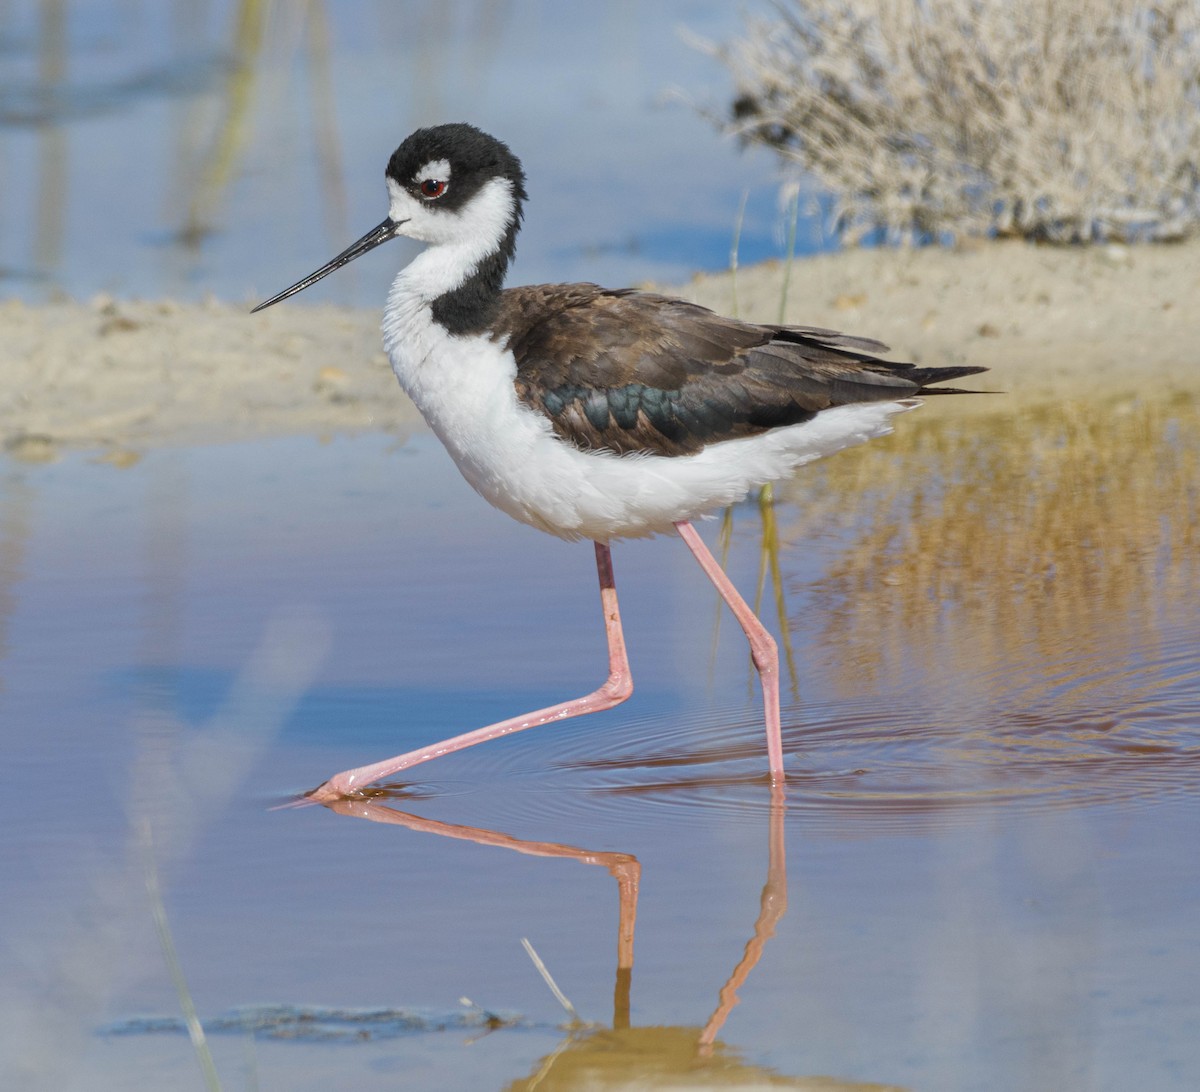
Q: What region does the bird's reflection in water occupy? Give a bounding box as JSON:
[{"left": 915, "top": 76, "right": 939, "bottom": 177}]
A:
[
  {"left": 321, "top": 790, "right": 904, "bottom": 1091},
  {"left": 323, "top": 793, "right": 639, "bottom": 1029}
]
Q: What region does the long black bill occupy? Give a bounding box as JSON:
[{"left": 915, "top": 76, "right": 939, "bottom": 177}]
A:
[{"left": 251, "top": 217, "right": 403, "bottom": 312}]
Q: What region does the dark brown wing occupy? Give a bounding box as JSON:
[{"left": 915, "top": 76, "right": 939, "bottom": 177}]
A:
[{"left": 497, "top": 284, "right": 985, "bottom": 457}]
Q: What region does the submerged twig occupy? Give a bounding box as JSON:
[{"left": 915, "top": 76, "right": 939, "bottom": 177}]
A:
[
  {"left": 141, "top": 820, "right": 223, "bottom": 1092},
  {"left": 521, "top": 937, "right": 580, "bottom": 1023}
]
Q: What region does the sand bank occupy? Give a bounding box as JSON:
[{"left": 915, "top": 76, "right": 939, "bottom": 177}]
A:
[{"left": 3, "top": 238, "right": 1197, "bottom": 461}]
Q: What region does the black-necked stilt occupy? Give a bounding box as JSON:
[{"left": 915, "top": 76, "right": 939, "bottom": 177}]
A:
[{"left": 254, "top": 123, "right": 986, "bottom": 800}]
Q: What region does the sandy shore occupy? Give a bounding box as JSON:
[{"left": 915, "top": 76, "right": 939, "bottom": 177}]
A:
[{"left": 4, "top": 238, "right": 1197, "bottom": 461}]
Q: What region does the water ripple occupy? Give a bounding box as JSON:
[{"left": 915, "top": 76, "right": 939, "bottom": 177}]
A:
[{"left": 360, "top": 619, "right": 1198, "bottom": 836}]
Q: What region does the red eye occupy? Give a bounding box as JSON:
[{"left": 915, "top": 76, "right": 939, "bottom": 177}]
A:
[{"left": 419, "top": 179, "right": 447, "bottom": 199}]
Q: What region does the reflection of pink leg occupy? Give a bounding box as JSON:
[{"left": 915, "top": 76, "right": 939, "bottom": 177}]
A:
[
  {"left": 309, "top": 542, "right": 633, "bottom": 801},
  {"left": 326, "top": 794, "right": 642, "bottom": 1026},
  {"left": 675, "top": 520, "right": 784, "bottom": 782},
  {"left": 609, "top": 855, "right": 640, "bottom": 1029},
  {"left": 699, "top": 784, "right": 787, "bottom": 1049}
]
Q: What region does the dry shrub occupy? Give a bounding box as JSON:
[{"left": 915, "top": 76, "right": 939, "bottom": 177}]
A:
[{"left": 712, "top": 0, "right": 1200, "bottom": 243}]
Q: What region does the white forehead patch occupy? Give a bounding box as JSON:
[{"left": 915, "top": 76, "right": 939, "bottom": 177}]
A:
[
  {"left": 416, "top": 158, "right": 451, "bottom": 183},
  {"left": 386, "top": 177, "right": 408, "bottom": 218}
]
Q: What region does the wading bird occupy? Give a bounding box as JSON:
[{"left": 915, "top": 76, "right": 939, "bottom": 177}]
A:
[{"left": 254, "top": 123, "right": 984, "bottom": 799}]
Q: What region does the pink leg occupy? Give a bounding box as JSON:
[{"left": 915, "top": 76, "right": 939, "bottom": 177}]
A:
[
  {"left": 675, "top": 520, "right": 784, "bottom": 782},
  {"left": 308, "top": 541, "right": 633, "bottom": 801}
]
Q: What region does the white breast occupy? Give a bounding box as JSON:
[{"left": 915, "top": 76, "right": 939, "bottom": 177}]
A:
[{"left": 383, "top": 265, "right": 917, "bottom": 542}]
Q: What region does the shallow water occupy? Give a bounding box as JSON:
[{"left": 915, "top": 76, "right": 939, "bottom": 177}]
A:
[{"left": 2, "top": 390, "right": 1197, "bottom": 1091}]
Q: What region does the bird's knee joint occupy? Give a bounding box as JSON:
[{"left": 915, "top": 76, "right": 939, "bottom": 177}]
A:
[
  {"left": 751, "top": 636, "right": 778, "bottom": 674},
  {"left": 602, "top": 674, "right": 633, "bottom": 704}
]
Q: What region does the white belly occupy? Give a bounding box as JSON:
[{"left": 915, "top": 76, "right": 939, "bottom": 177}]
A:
[{"left": 383, "top": 284, "right": 916, "bottom": 541}]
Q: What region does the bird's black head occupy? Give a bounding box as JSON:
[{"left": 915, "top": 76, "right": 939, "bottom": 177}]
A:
[
  {"left": 385, "top": 123, "right": 527, "bottom": 223},
  {"left": 252, "top": 123, "right": 527, "bottom": 323}
]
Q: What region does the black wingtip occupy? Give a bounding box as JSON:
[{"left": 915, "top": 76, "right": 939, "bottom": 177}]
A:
[
  {"left": 911, "top": 364, "right": 992, "bottom": 394},
  {"left": 918, "top": 385, "right": 1002, "bottom": 395}
]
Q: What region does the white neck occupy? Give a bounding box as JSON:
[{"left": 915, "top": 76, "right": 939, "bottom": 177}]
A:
[
  {"left": 388, "top": 239, "right": 478, "bottom": 306},
  {"left": 384, "top": 175, "right": 516, "bottom": 305},
  {"left": 383, "top": 241, "right": 483, "bottom": 362}
]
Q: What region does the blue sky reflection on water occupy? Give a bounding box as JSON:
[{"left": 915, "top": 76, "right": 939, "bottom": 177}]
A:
[
  {"left": 0, "top": 0, "right": 828, "bottom": 305},
  {"left": 0, "top": 435, "right": 1196, "bottom": 1089}
]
